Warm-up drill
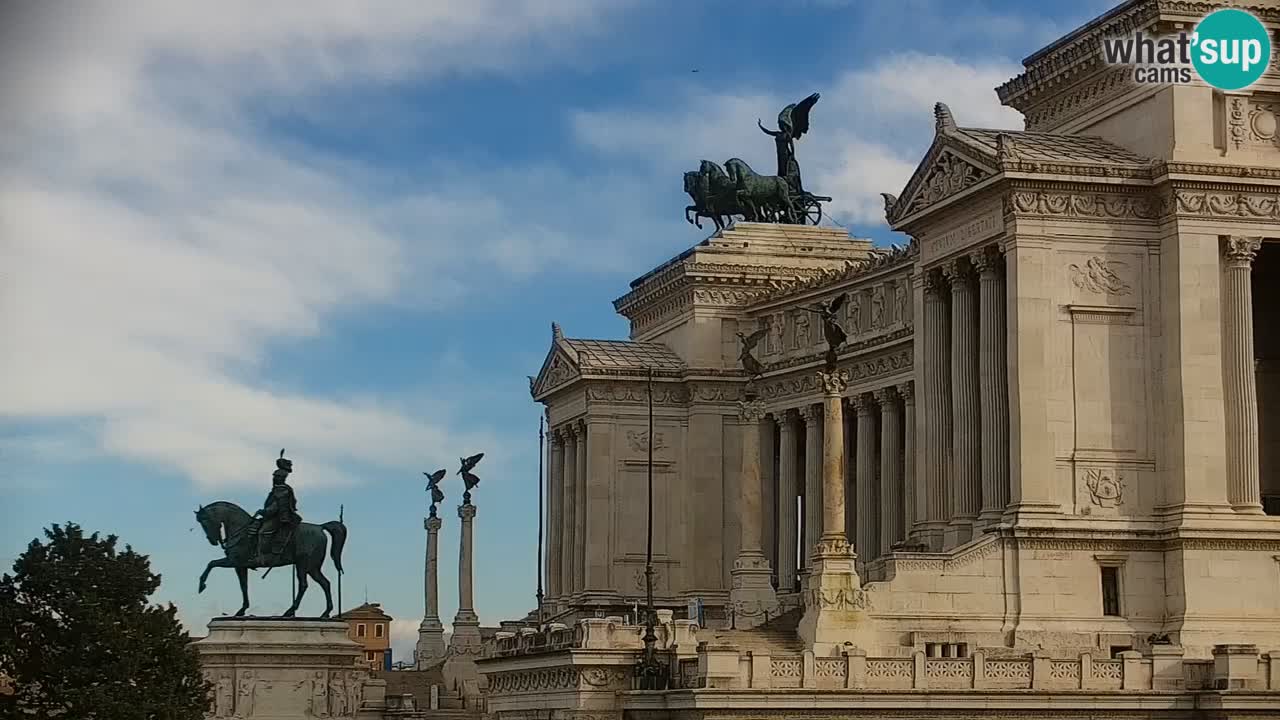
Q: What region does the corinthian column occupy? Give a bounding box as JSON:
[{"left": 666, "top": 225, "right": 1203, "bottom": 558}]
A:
[
  {"left": 898, "top": 381, "right": 918, "bottom": 543},
  {"left": 777, "top": 411, "right": 800, "bottom": 593},
  {"left": 975, "top": 247, "right": 1010, "bottom": 527},
  {"left": 415, "top": 514, "right": 445, "bottom": 666},
  {"left": 853, "top": 393, "right": 878, "bottom": 562},
  {"left": 921, "top": 270, "right": 951, "bottom": 550},
  {"left": 1222, "top": 235, "right": 1264, "bottom": 513},
  {"left": 801, "top": 404, "right": 823, "bottom": 571},
  {"left": 443, "top": 501, "right": 482, "bottom": 693},
  {"left": 876, "top": 387, "right": 903, "bottom": 554},
  {"left": 731, "top": 395, "right": 779, "bottom": 628},
  {"left": 547, "top": 431, "right": 564, "bottom": 601},
  {"left": 573, "top": 422, "right": 587, "bottom": 590},
  {"left": 560, "top": 426, "right": 578, "bottom": 596},
  {"left": 946, "top": 258, "right": 980, "bottom": 546}
]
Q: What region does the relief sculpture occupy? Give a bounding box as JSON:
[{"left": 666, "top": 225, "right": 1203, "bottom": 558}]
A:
[
  {"left": 893, "top": 280, "right": 908, "bottom": 325},
  {"left": 1068, "top": 257, "right": 1131, "bottom": 296},
  {"left": 870, "top": 286, "right": 886, "bottom": 329}
]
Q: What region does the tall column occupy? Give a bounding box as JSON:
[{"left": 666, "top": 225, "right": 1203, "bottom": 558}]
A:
[
  {"left": 547, "top": 431, "right": 564, "bottom": 600},
  {"left": 777, "top": 410, "right": 800, "bottom": 593},
  {"left": 761, "top": 414, "right": 778, "bottom": 576},
  {"left": 415, "top": 514, "right": 445, "bottom": 666},
  {"left": 843, "top": 399, "right": 856, "bottom": 546},
  {"left": 573, "top": 421, "right": 588, "bottom": 590},
  {"left": 801, "top": 404, "right": 823, "bottom": 570},
  {"left": 898, "top": 382, "right": 918, "bottom": 543},
  {"left": 819, "top": 372, "right": 851, "bottom": 545},
  {"left": 854, "top": 393, "right": 878, "bottom": 562},
  {"left": 560, "top": 426, "right": 578, "bottom": 596},
  {"left": 731, "top": 396, "right": 779, "bottom": 628},
  {"left": 443, "top": 502, "right": 482, "bottom": 694},
  {"left": 877, "top": 387, "right": 904, "bottom": 554},
  {"left": 799, "top": 369, "right": 868, "bottom": 657},
  {"left": 975, "top": 247, "right": 1010, "bottom": 527},
  {"left": 921, "top": 270, "right": 951, "bottom": 549},
  {"left": 946, "top": 258, "right": 980, "bottom": 546},
  {"left": 1222, "top": 236, "right": 1264, "bottom": 513}
]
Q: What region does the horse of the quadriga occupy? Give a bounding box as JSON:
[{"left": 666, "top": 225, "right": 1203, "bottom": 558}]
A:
[
  {"left": 195, "top": 501, "right": 346, "bottom": 618},
  {"left": 684, "top": 159, "right": 798, "bottom": 228}
]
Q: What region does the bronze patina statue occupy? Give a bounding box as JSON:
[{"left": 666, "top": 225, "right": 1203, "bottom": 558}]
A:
[
  {"left": 424, "top": 468, "right": 446, "bottom": 516},
  {"left": 195, "top": 450, "right": 347, "bottom": 617},
  {"left": 255, "top": 449, "right": 301, "bottom": 566},
  {"left": 736, "top": 324, "right": 768, "bottom": 379},
  {"left": 683, "top": 92, "right": 830, "bottom": 228},
  {"left": 803, "top": 293, "right": 848, "bottom": 370},
  {"left": 458, "top": 453, "right": 484, "bottom": 504}
]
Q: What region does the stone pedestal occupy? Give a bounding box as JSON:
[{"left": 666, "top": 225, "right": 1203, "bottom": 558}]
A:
[
  {"left": 798, "top": 370, "right": 873, "bottom": 657},
  {"left": 195, "top": 619, "right": 384, "bottom": 719},
  {"left": 416, "top": 514, "right": 446, "bottom": 667},
  {"left": 730, "top": 395, "right": 779, "bottom": 629}
]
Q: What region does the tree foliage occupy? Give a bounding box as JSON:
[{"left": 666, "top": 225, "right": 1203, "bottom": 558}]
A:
[{"left": 0, "top": 523, "right": 209, "bottom": 720}]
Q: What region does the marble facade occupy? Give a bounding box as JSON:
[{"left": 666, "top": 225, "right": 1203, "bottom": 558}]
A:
[{"left": 526, "top": 0, "right": 1280, "bottom": 670}]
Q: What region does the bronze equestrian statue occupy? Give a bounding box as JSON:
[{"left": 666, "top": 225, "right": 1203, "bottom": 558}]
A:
[{"left": 195, "top": 450, "right": 347, "bottom": 618}]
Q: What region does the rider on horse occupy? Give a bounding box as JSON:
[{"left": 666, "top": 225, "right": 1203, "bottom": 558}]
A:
[{"left": 255, "top": 450, "right": 301, "bottom": 565}]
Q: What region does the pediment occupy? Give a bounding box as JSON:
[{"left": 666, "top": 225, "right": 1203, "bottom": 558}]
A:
[
  {"left": 888, "top": 139, "right": 996, "bottom": 226},
  {"left": 531, "top": 327, "right": 581, "bottom": 399}
]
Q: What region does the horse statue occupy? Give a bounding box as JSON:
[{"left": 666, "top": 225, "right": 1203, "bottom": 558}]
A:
[
  {"left": 724, "top": 158, "right": 795, "bottom": 223},
  {"left": 195, "top": 501, "right": 347, "bottom": 618},
  {"left": 684, "top": 160, "right": 741, "bottom": 230}
]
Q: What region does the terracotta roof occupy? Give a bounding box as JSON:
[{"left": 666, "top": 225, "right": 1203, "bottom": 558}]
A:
[
  {"left": 338, "top": 602, "right": 392, "bottom": 620},
  {"left": 564, "top": 339, "right": 684, "bottom": 371},
  {"left": 957, "top": 128, "right": 1150, "bottom": 166}
]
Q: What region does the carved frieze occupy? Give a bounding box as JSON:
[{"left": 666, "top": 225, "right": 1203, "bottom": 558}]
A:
[
  {"left": 757, "top": 346, "right": 912, "bottom": 403},
  {"left": 586, "top": 382, "right": 690, "bottom": 406},
  {"left": 802, "top": 587, "right": 872, "bottom": 611},
  {"left": 1007, "top": 191, "right": 1161, "bottom": 219},
  {"left": 1168, "top": 190, "right": 1280, "bottom": 219}
]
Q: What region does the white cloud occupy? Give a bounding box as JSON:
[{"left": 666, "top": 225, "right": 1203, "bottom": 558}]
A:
[
  {"left": 570, "top": 52, "right": 1022, "bottom": 226},
  {"left": 0, "top": 1, "right": 631, "bottom": 490}
]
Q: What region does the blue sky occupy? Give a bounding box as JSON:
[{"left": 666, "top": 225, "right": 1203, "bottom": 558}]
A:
[{"left": 0, "top": 0, "right": 1113, "bottom": 659}]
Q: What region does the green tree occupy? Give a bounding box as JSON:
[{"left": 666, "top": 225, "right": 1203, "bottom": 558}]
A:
[{"left": 0, "top": 523, "right": 209, "bottom": 720}]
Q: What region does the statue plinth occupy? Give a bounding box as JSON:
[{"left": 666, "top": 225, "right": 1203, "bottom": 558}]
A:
[{"left": 195, "top": 618, "right": 385, "bottom": 719}]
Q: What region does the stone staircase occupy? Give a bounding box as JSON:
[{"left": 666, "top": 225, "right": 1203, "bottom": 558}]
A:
[{"left": 706, "top": 607, "right": 805, "bottom": 654}]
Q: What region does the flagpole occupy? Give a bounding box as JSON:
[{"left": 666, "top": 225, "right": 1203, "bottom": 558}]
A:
[
  {"left": 536, "top": 416, "right": 546, "bottom": 628},
  {"left": 337, "top": 504, "right": 344, "bottom": 616}
]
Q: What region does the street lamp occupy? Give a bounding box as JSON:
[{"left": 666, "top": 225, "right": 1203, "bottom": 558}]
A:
[{"left": 635, "top": 366, "right": 668, "bottom": 690}]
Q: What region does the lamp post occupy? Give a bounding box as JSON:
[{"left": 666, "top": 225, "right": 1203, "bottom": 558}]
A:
[
  {"left": 635, "top": 367, "right": 668, "bottom": 689},
  {"left": 536, "top": 417, "right": 546, "bottom": 628}
]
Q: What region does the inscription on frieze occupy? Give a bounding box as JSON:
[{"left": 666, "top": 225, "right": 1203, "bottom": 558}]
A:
[{"left": 920, "top": 208, "right": 1003, "bottom": 263}]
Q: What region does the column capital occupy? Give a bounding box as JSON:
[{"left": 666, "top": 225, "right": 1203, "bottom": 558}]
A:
[
  {"left": 426, "top": 516, "right": 442, "bottom": 532},
  {"left": 739, "top": 397, "right": 768, "bottom": 423},
  {"left": 873, "top": 386, "right": 898, "bottom": 406},
  {"left": 852, "top": 393, "right": 877, "bottom": 416},
  {"left": 923, "top": 268, "right": 949, "bottom": 296},
  {"left": 1222, "top": 235, "right": 1262, "bottom": 266},
  {"left": 551, "top": 427, "right": 566, "bottom": 446},
  {"left": 817, "top": 368, "right": 850, "bottom": 395},
  {"left": 800, "top": 404, "right": 822, "bottom": 423},
  {"left": 458, "top": 503, "right": 477, "bottom": 520},
  {"left": 896, "top": 380, "right": 915, "bottom": 404},
  {"left": 942, "top": 256, "right": 974, "bottom": 287},
  {"left": 567, "top": 420, "right": 585, "bottom": 439},
  {"left": 970, "top": 245, "right": 1004, "bottom": 275}
]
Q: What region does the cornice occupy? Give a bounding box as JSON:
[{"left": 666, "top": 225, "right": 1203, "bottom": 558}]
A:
[{"left": 748, "top": 243, "right": 918, "bottom": 310}]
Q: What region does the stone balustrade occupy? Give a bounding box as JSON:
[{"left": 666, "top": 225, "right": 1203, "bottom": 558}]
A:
[
  {"left": 487, "top": 613, "right": 700, "bottom": 659},
  {"left": 678, "top": 644, "right": 1279, "bottom": 693}
]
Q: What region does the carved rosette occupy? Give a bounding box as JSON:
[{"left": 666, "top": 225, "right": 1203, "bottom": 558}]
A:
[
  {"left": 816, "top": 368, "right": 850, "bottom": 396},
  {"left": 1223, "top": 235, "right": 1262, "bottom": 267}
]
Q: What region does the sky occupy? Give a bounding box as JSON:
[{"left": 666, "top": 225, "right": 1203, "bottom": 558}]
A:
[{"left": 0, "top": 0, "right": 1115, "bottom": 662}]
